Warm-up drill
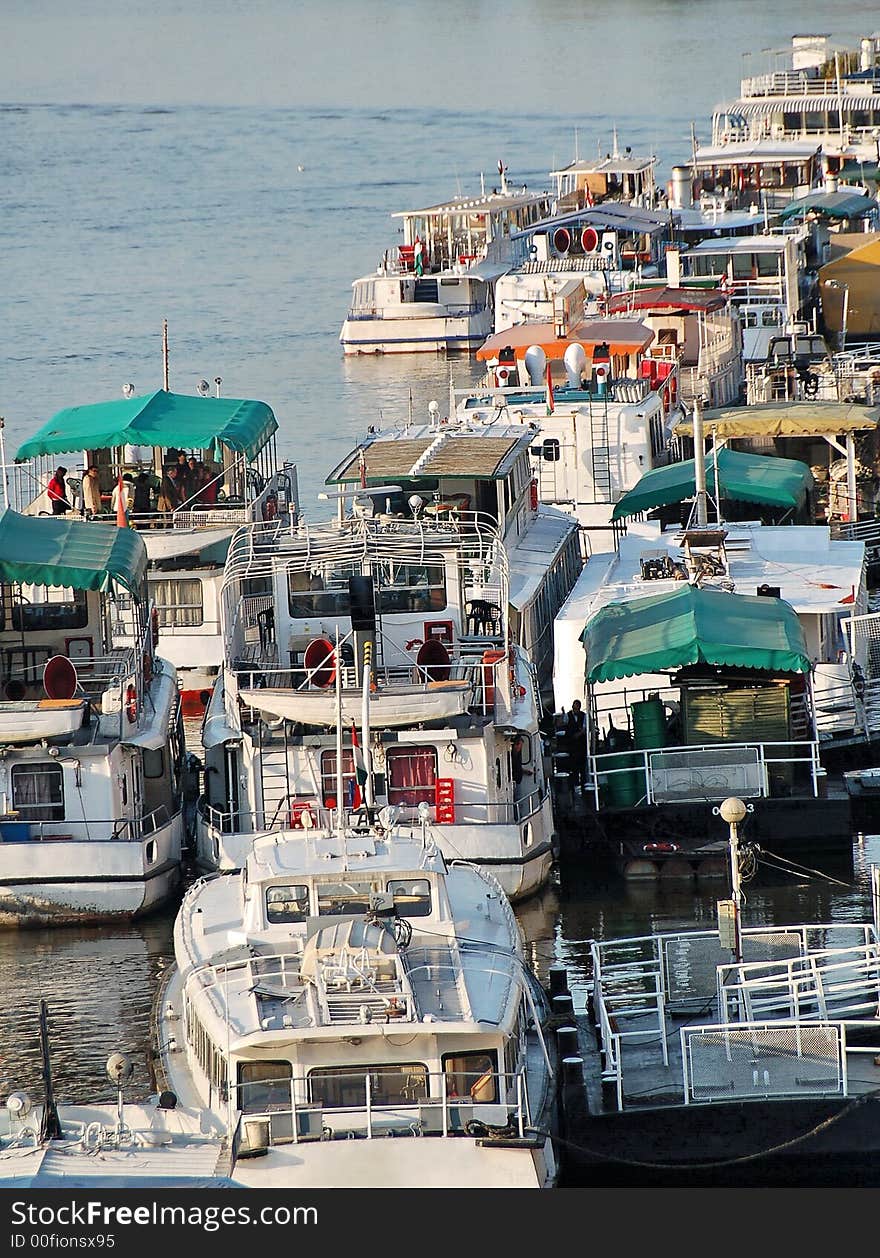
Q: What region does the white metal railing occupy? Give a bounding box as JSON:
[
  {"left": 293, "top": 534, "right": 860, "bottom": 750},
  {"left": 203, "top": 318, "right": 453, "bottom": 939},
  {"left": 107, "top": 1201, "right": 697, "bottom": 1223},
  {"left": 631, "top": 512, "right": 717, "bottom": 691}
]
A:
[
  {"left": 228, "top": 1066, "right": 532, "bottom": 1157},
  {"left": 591, "top": 920, "right": 880, "bottom": 1110},
  {"left": 587, "top": 738, "right": 821, "bottom": 809}
]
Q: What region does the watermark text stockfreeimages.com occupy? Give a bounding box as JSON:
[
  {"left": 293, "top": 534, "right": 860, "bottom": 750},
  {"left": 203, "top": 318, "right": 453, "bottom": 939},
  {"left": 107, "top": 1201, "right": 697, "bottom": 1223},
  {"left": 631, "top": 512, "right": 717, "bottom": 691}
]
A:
[{"left": 10, "top": 1200, "right": 318, "bottom": 1238}]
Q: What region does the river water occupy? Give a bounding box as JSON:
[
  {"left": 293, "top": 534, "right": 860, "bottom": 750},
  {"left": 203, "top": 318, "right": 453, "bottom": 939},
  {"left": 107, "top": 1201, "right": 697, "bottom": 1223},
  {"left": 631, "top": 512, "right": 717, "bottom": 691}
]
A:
[{"left": 2, "top": 0, "right": 880, "bottom": 1180}]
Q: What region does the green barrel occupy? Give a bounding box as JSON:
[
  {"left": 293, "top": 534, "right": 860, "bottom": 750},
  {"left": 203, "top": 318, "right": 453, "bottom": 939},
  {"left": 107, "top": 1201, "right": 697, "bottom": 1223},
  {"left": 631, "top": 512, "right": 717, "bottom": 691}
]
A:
[
  {"left": 631, "top": 698, "right": 667, "bottom": 751},
  {"left": 601, "top": 751, "right": 644, "bottom": 808}
]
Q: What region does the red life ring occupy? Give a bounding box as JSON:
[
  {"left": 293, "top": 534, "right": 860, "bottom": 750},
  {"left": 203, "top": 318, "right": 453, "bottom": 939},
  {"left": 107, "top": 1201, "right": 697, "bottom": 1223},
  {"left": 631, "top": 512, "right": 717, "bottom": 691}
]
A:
[
  {"left": 142, "top": 651, "right": 152, "bottom": 684},
  {"left": 662, "top": 386, "right": 671, "bottom": 412},
  {"left": 125, "top": 684, "right": 138, "bottom": 723},
  {"left": 262, "top": 496, "right": 278, "bottom": 522},
  {"left": 643, "top": 841, "right": 680, "bottom": 853}
]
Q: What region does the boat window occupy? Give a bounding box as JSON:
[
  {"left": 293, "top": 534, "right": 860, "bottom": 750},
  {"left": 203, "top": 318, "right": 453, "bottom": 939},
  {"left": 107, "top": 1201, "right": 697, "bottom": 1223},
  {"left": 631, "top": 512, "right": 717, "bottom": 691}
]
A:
[
  {"left": 266, "top": 884, "right": 310, "bottom": 924},
  {"left": 442, "top": 1050, "right": 499, "bottom": 1103},
  {"left": 11, "top": 587, "right": 88, "bottom": 633},
  {"left": 386, "top": 878, "right": 432, "bottom": 917},
  {"left": 375, "top": 562, "right": 446, "bottom": 615},
  {"left": 308, "top": 1063, "right": 428, "bottom": 1108},
  {"left": 755, "top": 253, "right": 781, "bottom": 278},
  {"left": 10, "top": 763, "right": 64, "bottom": 822},
  {"left": 386, "top": 746, "right": 437, "bottom": 806},
  {"left": 143, "top": 748, "right": 165, "bottom": 780},
  {"left": 236, "top": 1060, "right": 293, "bottom": 1112},
  {"left": 761, "top": 309, "right": 782, "bottom": 327},
  {"left": 148, "top": 577, "right": 203, "bottom": 629},
  {"left": 316, "top": 879, "right": 375, "bottom": 916},
  {"left": 542, "top": 439, "right": 561, "bottom": 462},
  {"left": 288, "top": 563, "right": 358, "bottom": 619},
  {"left": 320, "top": 749, "right": 356, "bottom": 807}
]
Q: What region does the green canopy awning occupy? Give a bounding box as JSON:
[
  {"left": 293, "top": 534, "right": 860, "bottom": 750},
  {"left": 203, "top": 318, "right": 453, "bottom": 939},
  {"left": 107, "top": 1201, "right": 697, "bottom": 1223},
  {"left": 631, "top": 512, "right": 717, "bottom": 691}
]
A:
[
  {"left": 839, "top": 160, "right": 880, "bottom": 182},
  {"left": 0, "top": 510, "right": 147, "bottom": 597},
  {"left": 778, "top": 190, "right": 877, "bottom": 220},
  {"left": 611, "top": 448, "right": 813, "bottom": 521},
  {"left": 581, "top": 583, "right": 811, "bottom": 682},
  {"left": 15, "top": 390, "right": 278, "bottom": 463}
]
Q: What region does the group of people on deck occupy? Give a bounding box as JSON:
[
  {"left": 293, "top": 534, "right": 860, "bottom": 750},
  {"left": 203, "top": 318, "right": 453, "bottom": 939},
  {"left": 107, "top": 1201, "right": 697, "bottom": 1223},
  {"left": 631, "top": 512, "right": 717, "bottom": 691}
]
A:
[{"left": 47, "top": 451, "right": 222, "bottom": 518}]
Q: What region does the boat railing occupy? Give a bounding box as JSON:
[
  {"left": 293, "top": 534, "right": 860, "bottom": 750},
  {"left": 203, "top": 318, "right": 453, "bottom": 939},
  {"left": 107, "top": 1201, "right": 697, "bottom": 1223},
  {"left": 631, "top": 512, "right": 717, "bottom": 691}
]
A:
[
  {"left": 227, "top": 1065, "right": 531, "bottom": 1152},
  {"left": 197, "top": 784, "right": 551, "bottom": 839},
  {"left": 678, "top": 1018, "right": 880, "bottom": 1106},
  {"left": 740, "top": 70, "right": 880, "bottom": 98},
  {"left": 591, "top": 922, "right": 880, "bottom": 1109},
  {"left": 0, "top": 802, "right": 174, "bottom": 844},
  {"left": 716, "top": 938, "right": 880, "bottom": 1025}
]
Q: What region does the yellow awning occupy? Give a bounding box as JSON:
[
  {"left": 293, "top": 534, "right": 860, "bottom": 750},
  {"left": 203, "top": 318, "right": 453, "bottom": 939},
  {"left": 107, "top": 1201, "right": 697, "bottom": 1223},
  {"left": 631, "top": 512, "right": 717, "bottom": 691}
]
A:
[{"left": 675, "top": 402, "right": 880, "bottom": 439}]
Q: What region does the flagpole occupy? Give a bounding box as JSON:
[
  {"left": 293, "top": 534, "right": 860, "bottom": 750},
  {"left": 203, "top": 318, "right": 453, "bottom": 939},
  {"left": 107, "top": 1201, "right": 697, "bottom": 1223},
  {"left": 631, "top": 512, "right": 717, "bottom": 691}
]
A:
[
  {"left": 361, "top": 639, "right": 373, "bottom": 811},
  {"left": 334, "top": 629, "right": 344, "bottom": 836}
]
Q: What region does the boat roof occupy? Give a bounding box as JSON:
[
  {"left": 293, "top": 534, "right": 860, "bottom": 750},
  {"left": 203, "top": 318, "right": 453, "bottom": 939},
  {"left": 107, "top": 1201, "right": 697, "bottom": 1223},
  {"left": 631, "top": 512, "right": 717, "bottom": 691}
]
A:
[
  {"left": 514, "top": 202, "right": 668, "bottom": 239},
  {"left": 607, "top": 287, "right": 730, "bottom": 314},
  {"left": 507, "top": 508, "right": 581, "bottom": 610},
  {"left": 15, "top": 390, "right": 278, "bottom": 463},
  {"left": 565, "top": 520, "right": 866, "bottom": 621},
  {"left": 694, "top": 140, "right": 822, "bottom": 165},
  {"left": 549, "top": 154, "right": 655, "bottom": 177},
  {"left": 676, "top": 400, "right": 880, "bottom": 438},
  {"left": 0, "top": 508, "right": 147, "bottom": 597},
  {"left": 327, "top": 422, "right": 534, "bottom": 484},
  {"left": 391, "top": 188, "right": 550, "bottom": 219},
  {"left": 681, "top": 235, "right": 791, "bottom": 254},
  {"left": 248, "top": 830, "right": 447, "bottom": 880},
  {"left": 581, "top": 581, "right": 812, "bottom": 681},
  {"left": 476, "top": 319, "right": 654, "bottom": 361}
]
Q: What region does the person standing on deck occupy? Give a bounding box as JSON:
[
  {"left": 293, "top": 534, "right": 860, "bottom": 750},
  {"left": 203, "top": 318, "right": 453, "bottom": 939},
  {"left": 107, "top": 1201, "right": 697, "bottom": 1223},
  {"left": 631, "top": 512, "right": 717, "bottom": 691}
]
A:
[
  {"left": 564, "top": 700, "right": 588, "bottom": 791},
  {"left": 47, "top": 467, "right": 71, "bottom": 515},
  {"left": 82, "top": 465, "right": 103, "bottom": 517}
]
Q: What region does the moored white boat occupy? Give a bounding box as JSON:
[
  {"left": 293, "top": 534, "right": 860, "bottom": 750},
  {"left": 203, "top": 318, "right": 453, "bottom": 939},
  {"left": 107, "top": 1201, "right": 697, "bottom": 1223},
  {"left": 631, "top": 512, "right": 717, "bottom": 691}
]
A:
[
  {"left": 153, "top": 818, "right": 559, "bottom": 1187},
  {"left": 0, "top": 509, "right": 186, "bottom": 926}
]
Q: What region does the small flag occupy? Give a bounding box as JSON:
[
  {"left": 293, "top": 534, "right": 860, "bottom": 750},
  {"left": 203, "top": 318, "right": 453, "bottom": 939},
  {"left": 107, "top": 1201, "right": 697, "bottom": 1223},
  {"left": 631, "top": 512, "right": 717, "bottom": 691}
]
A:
[
  {"left": 545, "top": 363, "right": 555, "bottom": 415},
  {"left": 351, "top": 722, "right": 368, "bottom": 807},
  {"left": 116, "top": 473, "right": 128, "bottom": 529},
  {"left": 358, "top": 449, "right": 368, "bottom": 490}
]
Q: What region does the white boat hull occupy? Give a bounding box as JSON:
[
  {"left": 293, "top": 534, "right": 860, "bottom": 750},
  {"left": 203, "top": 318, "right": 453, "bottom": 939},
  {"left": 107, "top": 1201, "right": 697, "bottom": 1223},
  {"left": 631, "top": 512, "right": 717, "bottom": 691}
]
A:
[
  {"left": 239, "top": 681, "right": 473, "bottom": 728},
  {"left": 340, "top": 310, "right": 492, "bottom": 355},
  {"left": 0, "top": 814, "right": 184, "bottom": 927}
]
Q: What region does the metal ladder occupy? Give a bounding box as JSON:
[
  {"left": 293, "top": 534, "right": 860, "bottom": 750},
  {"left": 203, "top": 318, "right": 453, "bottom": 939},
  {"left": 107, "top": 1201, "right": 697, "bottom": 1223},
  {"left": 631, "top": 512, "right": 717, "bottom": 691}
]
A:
[{"left": 589, "top": 398, "right": 613, "bottom": 503}]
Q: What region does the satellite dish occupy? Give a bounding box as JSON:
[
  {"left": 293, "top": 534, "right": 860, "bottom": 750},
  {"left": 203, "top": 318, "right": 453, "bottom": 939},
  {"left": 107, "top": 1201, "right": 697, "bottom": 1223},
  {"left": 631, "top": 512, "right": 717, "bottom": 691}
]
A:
[
  {"left": 580, "top": 226, "right": 599, "bottom": 253},
  {"left": 563, "top": 342, "right": 588, "bottom": 388},
  {"left": 43, "top": 655, "right": 78, "bottom": 701},
  {"left": 106, "top": 1052, "right": 133, "bottom": 1085},
  {"left": 524, "top": 344, "right": 547, "bottom": 385},
  {"left": 553, "top": 226, "right": 571, "bottom": 256}
]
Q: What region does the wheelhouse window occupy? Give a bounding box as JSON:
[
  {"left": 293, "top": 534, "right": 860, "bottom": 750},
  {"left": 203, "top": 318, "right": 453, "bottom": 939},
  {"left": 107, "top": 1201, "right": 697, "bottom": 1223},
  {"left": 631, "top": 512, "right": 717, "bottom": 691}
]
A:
[
  {"left": 309, "top": 1063, "right": 428, "bottom": 1108},
  {"left": 265, "top": 884, "right": 310, "bottom": 924},
  {"left": 386, "top": 746, "right": 437, "bottom": 807},
  {"left": 316, "top": 879, "right": 374, "bottom": 916},
  {"left": 375, "top": 562, "right": 446, "bottom": 614},
  {"left": 386, "top": 878, "right": 432, "bottom": 918},
  {"left": 11, "top": 763, "right": 64, "bottom": 821},
  {"left": 237, "top": 1060, "right": 292, "bottom": 1112},
  {"left": 288, "top": 564, "right": 358, "bottom": 619},
  {"left": 143, "top": 748, "right": 165, "bottom": 780},
  {"left": 442, "top": 1050, "right": 499, "bottom": 1103},
  {"left": 148, "top": 577, "right": 204, "bottom": 629}
]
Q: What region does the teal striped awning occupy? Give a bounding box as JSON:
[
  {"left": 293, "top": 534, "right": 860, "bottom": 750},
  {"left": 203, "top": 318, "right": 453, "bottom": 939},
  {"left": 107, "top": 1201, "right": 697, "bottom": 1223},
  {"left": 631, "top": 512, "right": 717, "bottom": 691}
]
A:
[
  {"left": 0, "top": 510, "right": 147, "bottom": 597},
  {"left": 15, "top": 390, "right": 278, "bottom": 463}
]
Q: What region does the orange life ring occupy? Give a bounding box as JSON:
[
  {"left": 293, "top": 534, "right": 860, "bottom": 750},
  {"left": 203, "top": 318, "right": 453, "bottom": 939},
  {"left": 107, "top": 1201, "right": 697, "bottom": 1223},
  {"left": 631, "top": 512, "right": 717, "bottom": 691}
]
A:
[
  {"left": 125, "top": 684, "right": 137, "bottom": 723},
  {"left": 662, "top": 386, "right": 671, "bottom": 412},
  {"left": 262, "top": 496, "right": 278, "bottom": 522}
]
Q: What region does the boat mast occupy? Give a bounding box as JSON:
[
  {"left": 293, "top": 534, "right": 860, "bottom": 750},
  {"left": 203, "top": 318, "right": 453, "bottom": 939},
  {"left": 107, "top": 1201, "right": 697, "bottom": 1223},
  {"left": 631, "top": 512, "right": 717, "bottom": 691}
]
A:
[
  {"left": 335, "top": 628, "right": 345, "bottom": 837},
  {"left": 692, "top": 396, "right": 708, "bottom": 528},
  {"left": 162, "top": 319, "right": 169, "bottom": 391}
]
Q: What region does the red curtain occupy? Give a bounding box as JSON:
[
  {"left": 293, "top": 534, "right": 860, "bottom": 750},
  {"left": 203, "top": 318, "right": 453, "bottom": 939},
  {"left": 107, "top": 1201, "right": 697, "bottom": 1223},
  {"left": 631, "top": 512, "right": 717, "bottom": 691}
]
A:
[{"left": 387, "top": 747, "right": 437, "bottom": 806}]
